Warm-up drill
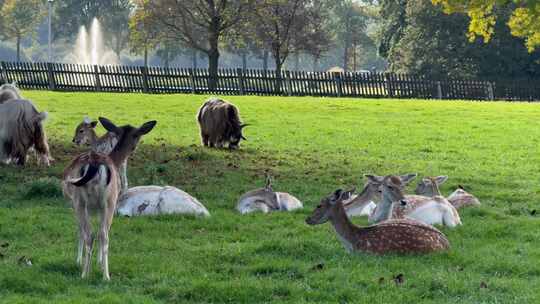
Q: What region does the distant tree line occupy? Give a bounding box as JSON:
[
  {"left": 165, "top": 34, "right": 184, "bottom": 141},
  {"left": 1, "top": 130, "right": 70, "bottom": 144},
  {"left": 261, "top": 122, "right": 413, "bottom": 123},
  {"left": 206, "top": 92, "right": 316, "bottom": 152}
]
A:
[{"left": 0, "top": 0, "right": 539, "bottom": 83}]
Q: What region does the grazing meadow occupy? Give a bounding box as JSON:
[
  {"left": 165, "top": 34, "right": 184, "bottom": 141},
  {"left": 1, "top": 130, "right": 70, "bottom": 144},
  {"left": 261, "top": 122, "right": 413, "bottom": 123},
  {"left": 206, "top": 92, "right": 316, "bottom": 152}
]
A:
[{"left": 1, "top": 92, "right": 540, "bottom": 303}]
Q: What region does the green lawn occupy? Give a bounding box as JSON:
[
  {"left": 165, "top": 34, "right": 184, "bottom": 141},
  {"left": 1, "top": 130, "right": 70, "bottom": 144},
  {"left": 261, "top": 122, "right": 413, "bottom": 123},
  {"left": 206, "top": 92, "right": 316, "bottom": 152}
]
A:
[{"left": 1, "top": 92, "right": 540, "bottom": 303}]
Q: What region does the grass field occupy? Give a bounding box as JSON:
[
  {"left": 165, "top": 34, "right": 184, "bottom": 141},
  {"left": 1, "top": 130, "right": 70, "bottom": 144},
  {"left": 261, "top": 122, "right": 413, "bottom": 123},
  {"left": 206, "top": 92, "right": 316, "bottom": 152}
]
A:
[{"left": 1, "top": 92, "right": 540, "bottom": 303}]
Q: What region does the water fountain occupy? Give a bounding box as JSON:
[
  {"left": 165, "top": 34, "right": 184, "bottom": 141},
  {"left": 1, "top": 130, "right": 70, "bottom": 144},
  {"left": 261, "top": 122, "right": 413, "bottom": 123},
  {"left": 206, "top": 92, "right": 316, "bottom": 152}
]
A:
[{"left": 69, "top": 18, "right": 119, "bottom": 65}]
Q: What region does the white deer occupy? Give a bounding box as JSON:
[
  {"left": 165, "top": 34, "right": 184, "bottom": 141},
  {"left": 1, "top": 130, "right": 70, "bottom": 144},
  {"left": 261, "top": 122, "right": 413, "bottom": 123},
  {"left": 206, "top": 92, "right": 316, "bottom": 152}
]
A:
[
  {"left": 367, "top": 175, "right": 462, "bottom": 227},
  {"left": 237, "top": 175, "right": 303, "bottom": 214},
  {"left": 72, "top": 116, "right": 128, "bottom": 194},
  {"left": 415, "top": 176, "right": 480, "bottom": 209},
  {"left": 63, "top": 117, "right": 156, "bottom": 280}
]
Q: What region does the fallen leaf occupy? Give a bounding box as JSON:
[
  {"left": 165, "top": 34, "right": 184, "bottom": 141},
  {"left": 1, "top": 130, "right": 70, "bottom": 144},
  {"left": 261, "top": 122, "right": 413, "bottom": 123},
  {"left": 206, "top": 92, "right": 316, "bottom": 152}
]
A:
[
  {"left": 310, "top": 263, "right": 324, "bottom": 271},
  {"left": 480, "top": 281, "right": 488, "bottom": 289},
  {"left": 530, "top": 209, "right": 536, "bottom": 216},
  {"left": 18, "top": 256, "right": 32, "bottom": 266},
  {"left": 0, "top": 242, "right": 8, "bottom": 248},
  {"left": 378, "top": 277, "right": 385, "bottom": 284}
]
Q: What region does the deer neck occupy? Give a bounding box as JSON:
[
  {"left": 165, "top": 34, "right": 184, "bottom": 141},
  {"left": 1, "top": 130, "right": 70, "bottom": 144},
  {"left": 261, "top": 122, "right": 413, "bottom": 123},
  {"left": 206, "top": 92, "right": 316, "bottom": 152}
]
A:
[
  {"left": 108, "top": 136, "right": 132, "bottom": 168},
  {"left": 370, "top": 194, "right": 394, "bottom": 223},
  {"left": 329, "top": 203, "right": 363, "bottom": 251},
  {"left": 344, "top": 185, "right": 375, "bottom": 212},
  {"left": 88, "top": 130, "right": 100, "bottom": 148}
]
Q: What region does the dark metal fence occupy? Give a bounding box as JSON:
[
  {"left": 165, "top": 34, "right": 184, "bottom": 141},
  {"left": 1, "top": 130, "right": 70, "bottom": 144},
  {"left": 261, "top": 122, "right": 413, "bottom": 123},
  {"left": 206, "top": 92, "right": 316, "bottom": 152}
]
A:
[{"left": 1, "top": 61, "right": 539, "bottom": 101}]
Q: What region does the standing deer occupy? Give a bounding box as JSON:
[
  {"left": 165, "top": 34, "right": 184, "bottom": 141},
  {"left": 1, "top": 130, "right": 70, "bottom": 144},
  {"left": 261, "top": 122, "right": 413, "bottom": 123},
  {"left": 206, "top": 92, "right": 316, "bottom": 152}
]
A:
[
  {"left": 306, "top": 187, "right": 450, "bottom": 255},
  {"left": 415, "top": 177, "right": 480, "bottom": 209},
  {"left": 72, "top": 117, "right": 128, "bottom": 194},
  {"left": 63, "top": 117, "right": 156, "bottom": 280},
  {"left": 368, "top": 175, "right": 461, "bottom": 227}
]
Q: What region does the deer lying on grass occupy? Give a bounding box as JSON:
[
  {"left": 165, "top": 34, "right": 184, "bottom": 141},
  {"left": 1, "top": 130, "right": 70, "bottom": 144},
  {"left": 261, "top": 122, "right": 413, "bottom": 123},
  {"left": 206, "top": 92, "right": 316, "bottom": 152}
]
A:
[
  {"left": 63, "top": 117, "right": 156, "bottom": 280},
  {"left": 415, "top": 177, "right": 480, "bottom": 209},
  {"left": 366, "top": 173, "right": 417, "bottom": 222},
  {"left": 72, "top": 117, "right": 128, "bottom": 194},
  {"left": 367, "top": 175, "right": 461, "bottom": 227},
  {"left": 305, "top": 185, "right": 450, "bottom": 255},
  {"left": 237, "top": 175, "right": 303, "bottom": 214}
]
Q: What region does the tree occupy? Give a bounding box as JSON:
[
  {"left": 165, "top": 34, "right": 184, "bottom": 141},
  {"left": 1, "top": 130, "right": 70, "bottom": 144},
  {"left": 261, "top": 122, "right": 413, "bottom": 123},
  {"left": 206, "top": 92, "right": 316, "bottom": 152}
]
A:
[
  {"left": 0, "top": 0, "right": 43, "bottom": 61},
  {"left": 142, "top": 0, "right": 251, "bottom": 89},
  {"left": 249, "top": 0, "right": 328, "bottom": 81},
  {"left": 433, "top": 0, "right": 540, "bottom": 51},
  {"left": 380, "top": 0, "right": 540, "bottom": 79},
  {"left": 129, "top": 0, "right": 160, "bottom": 67}
]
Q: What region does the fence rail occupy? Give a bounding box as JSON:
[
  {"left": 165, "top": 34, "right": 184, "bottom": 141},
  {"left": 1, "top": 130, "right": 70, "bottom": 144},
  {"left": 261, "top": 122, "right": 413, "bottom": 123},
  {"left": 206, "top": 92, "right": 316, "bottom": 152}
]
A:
[{"left": 1, "top": 61, "right": 539, "bottom": 101}]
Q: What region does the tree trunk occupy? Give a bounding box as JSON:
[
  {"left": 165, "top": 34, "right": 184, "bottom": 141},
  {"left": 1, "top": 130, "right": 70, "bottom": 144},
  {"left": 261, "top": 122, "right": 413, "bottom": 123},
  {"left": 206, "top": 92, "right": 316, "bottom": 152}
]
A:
[
  {"left": 262, "top": 50, "right": 269, "bottom": 71},
  {"left": 144, "top": 46, "right": 148, "bottom": 68},
  {"left": 274, "top": 51, "right": 282, "bottom": 94},
  {"left": 16, "top": 35, "right": 21, "bottom": 62},
  {"left": 207, "top": 49, "right": 220, "bottom": 90},
  {"left": 352, "top": 42, "right": 357, "bottom": 72},
  {"left": 312, "top": 56, "right": 319, "bottom": 72},
  {"left": 192, "top": 49, "right": 198, "bottom": 69},
  {"left": 241, "top": 52, "right": 247, "bottom": 71}
]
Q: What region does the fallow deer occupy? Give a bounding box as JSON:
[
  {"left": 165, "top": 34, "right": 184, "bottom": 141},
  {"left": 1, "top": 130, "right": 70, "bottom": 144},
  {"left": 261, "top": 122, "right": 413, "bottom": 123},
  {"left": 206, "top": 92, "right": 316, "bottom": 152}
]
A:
[
  {"left": 63, "top": 117, "right": 156, "bottom": 280},
  {"left": 415, "top": 177, "right": 480, "bottom": 209},
  {"left": 72, "top": 116, "right": 128, "bottom": 194},
  {"left": 366, "top": 173, "right": 417, "bottom": 223},
  {"left": 237, "top": 175, "right": 303, "bottom": 214},
  {"left": 306, "top": 187, "right": 450, "bottom": 255},
  {"left": 369, "top": 175, "right": 462, "bottom": 227}
]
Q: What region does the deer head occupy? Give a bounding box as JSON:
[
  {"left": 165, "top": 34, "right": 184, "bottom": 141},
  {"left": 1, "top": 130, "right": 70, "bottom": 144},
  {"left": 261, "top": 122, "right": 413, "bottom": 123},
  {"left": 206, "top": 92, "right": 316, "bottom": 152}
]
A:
[
  {"left": 414, "top": 176, "right": 448, "bottom": 197},
  {"left": 306, "top": 188, "right": 355, "bottom": 225},
  {"left": 72, "top": 116, "right": 98, "bottom": 146},
  {"left": 99, "top": 117, "right": 157, "bottom": 166}
]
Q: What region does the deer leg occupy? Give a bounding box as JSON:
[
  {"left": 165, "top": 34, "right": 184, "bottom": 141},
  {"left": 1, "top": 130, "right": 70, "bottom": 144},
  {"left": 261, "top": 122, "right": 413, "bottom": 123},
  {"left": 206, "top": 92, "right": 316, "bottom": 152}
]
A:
[
  {"left": 99, "top": 197, "right": 116, "bottom": 281},
  {"left": 77, "top": 205, "right": 93, "bottom": 279},
  {"left": 119, "top": 161, "right": 128, "bottom": 195},
  {"left": 76, "top": 226, "right": 84, "bottom": 266}
]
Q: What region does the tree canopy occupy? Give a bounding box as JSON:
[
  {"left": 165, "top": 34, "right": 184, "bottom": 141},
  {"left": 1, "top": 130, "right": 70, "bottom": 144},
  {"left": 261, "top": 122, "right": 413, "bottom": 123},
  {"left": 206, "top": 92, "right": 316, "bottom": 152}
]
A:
[{"left": 433, "top": 0, "right": 540, "bottom": 51}]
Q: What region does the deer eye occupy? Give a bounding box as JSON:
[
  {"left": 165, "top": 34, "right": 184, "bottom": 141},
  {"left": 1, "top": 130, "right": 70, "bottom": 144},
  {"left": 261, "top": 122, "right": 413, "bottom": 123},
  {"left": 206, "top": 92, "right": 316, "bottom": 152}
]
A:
[{"left": 79, "top": 130, "right": 84, "bottom": 133}]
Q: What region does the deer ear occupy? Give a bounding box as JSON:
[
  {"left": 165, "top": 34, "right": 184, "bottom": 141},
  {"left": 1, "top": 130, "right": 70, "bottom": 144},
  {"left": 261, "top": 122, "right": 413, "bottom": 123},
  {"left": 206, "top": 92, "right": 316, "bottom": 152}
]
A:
[
  {"left": 435, "top": 175, "right": 448, "bottom": 185},
  {"left": 137, "top": 120, "right": 157, "bottom": 135},
  {"left": 365, "top": 174, "right": 383, "bottom": 184},
  {"left": 400, "top": 173, "right": 417, "bottom": 185},
  {"left": 99, "top": 117, "right": 121, "bottom": 134}
]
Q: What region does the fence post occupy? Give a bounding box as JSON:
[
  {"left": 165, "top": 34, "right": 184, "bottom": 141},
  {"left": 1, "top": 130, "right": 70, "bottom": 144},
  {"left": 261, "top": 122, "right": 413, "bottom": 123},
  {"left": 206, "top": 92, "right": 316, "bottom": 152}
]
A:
[
  {"left": 385, "top": 73, "right": 394, "bottom": 98},
  {"left": 486, "top": 81, "right": 494, "bottom": 101},
  {"left": 237, "top": 68, "right": 244, "bottom": 95},
  {"left": 93, "top": 65, "right": 101, "bottom": 92},
  {"left": 47, "top": 63, "right": 55, "bottom": 90},
  {"left": 285, "top": 70, "right": 292, "bottom": 96},
  {"left": 141, "top": 66, "right": 149, "bottom": 93},
  {"left": 436, "top": 81, "right": 442, "bottom": 99},
  {"left": 1, "top": 61, "right": 8, "bottom": 83},
  {"left": 334, "top": 72, "right": 343, "bottom": 97},
  {"left": 188, "top": 68, "right": 196, "bottom": 94}
]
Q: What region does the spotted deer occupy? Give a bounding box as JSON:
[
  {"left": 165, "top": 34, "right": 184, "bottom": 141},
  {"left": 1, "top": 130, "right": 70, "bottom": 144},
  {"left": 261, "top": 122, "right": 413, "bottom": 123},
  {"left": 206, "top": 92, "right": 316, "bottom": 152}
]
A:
[
  {"left": 416, "top": 177, "right": 480, "bottom": 209},
  {"left": 72, "top": 117, "right": 128, "bottom": 194},
  {"left": 368, "top": 175, "right": 461, "bottom": 227},
  {"left": 63, "top": 117, "right": 156, "bottom": 280},
  {"left": 306, "top": 187, "right": 450, "bottom": 255}
]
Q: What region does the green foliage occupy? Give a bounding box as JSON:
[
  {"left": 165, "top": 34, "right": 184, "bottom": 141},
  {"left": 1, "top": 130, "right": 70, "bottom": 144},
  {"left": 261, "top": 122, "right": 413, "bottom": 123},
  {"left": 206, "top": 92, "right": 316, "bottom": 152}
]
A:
[
  {"left": 2, "top": 91, "right": 540, "bottom": 302},
  {"left": 433, "top": 0, "right": 540, "bottom": 51},
  {"left": 379, "top": 0, "right": 540, "bottom": 79},
  {"left": 0, "top": 0, "right": 44, "bottom": 61}
]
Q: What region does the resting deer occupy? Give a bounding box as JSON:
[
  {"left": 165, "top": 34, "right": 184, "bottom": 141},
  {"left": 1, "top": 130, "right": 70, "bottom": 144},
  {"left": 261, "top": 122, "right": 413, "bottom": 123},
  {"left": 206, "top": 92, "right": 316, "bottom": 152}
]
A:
[
  {"left": 366, "top": 173, "right": 417, "bottom": 222},
  {"left": 305, "top": 186, "right": 450, "bottom": 255},
  {"left": 237, "top": 175, "right": 303, "bottom": 214},
  {"left": 415, "top": 177, "right": 480, "bottom": 209},
  {"left": 367, "top": 175, "right": 461, "bottom": 227},
  {"left": 72, "top": 117, "right": 128, "bottom": 194},
  {"left": 63, "top": 117, "right": 156, "bottom": 280}
]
